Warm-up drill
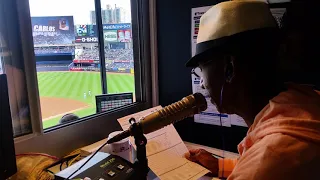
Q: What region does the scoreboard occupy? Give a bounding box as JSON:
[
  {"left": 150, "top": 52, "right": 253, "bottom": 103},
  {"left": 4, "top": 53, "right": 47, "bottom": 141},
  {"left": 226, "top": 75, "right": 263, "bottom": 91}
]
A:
[{"left": 96, "top": 93, "right": 133, "bottom": 113}]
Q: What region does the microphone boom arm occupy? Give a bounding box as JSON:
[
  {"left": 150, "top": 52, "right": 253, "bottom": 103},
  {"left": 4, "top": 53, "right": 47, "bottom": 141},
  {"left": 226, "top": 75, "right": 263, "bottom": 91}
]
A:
[
  {"left": 128, "top": 118, "right": 149, "bottom": 180},
  {"left": 107, "top": 93, "right": 207, "bottom": 144}
]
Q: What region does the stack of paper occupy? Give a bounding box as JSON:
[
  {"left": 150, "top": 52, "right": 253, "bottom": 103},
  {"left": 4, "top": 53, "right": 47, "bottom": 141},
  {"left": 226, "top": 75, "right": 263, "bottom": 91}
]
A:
[{"left": 117, "top": 106, "right": 210, "bottom": 180}]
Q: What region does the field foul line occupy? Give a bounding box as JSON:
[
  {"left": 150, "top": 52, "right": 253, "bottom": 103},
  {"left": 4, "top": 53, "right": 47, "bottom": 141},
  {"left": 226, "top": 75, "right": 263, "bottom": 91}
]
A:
[{"left": 42, "top": 106, "right": 91, "bottom": 122}]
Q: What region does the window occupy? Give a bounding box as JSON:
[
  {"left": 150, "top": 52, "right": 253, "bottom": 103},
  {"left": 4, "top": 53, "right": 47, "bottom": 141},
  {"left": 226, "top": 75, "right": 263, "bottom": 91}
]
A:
[
  {"left": 29, "top": 0, "right": 136, "bottom": 129},
  {"left": 6, "top": 0, "right": 153, "bottom": 156}
]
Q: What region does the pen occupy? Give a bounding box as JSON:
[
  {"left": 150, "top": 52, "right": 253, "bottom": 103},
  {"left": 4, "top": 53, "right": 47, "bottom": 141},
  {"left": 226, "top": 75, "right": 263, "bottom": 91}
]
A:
[{"left": 212, "top": 153, "right": 224, "bottom": 159}]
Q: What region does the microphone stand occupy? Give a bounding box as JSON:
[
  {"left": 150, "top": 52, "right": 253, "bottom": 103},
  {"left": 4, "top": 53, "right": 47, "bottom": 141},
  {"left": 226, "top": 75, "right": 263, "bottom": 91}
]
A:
[{"left": 128, "top": 118, "right": 149, "bottom": 180}]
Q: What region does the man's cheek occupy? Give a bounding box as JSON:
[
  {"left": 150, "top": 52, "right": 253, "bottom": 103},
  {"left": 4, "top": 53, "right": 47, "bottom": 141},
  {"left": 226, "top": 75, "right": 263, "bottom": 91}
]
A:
[
  {"left": 200, "top": 78, "right": 205, "bottom": 90},
  {"left": 202, "top": 83, "right": 211, "bottom": 97}
]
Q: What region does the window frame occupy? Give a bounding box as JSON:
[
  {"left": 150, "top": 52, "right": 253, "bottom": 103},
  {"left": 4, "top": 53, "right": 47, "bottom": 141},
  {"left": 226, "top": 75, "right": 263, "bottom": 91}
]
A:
[{"left": 14, "top": 0, "right": 157, "bottom": 157}]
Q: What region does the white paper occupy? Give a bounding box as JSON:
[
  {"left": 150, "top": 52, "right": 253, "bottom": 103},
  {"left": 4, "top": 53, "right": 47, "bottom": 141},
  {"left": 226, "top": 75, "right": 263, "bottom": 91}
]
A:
[
  {"left": 231, "top": 114, "right": 248, "bottom": 127},
  {"left": 117, "top": 107, "right": 210, "bottom": 179}
]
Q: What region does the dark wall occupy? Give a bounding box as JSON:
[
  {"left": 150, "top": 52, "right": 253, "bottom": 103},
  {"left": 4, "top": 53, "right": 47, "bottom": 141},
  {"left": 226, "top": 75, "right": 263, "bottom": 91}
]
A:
[{"left": 156, "top": 0, "right": 247, "bottom": 153}]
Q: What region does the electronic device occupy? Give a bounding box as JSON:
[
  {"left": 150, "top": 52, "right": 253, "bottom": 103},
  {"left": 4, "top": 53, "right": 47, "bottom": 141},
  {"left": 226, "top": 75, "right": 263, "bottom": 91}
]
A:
[
  {"left": 96, "top": 93, "right": 133, "bottom": 113},
  {"left": 55, "top": 152, "right": 158, "bottom": 180},
  {"left": 0, "top": 74, "right": 17, "bottom": 179},
  {"left": 107, "top": 93, "right": 207, "bottom": 144}
]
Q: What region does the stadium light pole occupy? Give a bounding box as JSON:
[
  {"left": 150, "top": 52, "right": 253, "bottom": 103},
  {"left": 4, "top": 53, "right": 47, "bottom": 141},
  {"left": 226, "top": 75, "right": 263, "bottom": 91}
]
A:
[{"left": 94, "top": 0, "right": 108, "bottom": 94}]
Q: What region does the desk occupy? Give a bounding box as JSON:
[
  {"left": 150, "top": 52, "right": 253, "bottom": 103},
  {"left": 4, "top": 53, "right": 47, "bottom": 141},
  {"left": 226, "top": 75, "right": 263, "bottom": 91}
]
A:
[{"left": 50, "top": 141, "right": 239, "bottom": 179}]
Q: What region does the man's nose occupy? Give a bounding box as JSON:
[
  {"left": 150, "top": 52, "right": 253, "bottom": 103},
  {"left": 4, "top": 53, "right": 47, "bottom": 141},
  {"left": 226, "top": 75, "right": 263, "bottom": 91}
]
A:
[{"left": 200, "top": 78, "right": 205, "bottom": 89}]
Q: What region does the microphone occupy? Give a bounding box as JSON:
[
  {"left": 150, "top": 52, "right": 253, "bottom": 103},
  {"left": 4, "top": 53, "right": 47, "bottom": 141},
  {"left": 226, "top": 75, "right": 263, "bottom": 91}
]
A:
[{"left": 107, "top": 93, "right": 207, "bottom": 144}]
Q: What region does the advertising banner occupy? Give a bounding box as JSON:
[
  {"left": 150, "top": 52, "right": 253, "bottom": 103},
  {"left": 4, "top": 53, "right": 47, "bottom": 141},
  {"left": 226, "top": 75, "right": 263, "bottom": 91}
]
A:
[
  {"left": 75, "top": 36, "right": 99, "bottom": 43},
  {"left": 105, "top": 68, "right": 131, "bottom": 73},
  {"left": 73, "top": 60, "right": 95, "bottom": 63},
  {"left": 31, "top": 16, "right": 75, "bottom": 45},
  {"left": 104, "top": 30, "right": 118, "bottom": 42},
  {"left": 124, "top": 29, "right": 131, "bottom": 42},
  {"left": 74, "top": 24, "right": 132, "bottom": 44},
  {"left": 76, "top": 25, "right": 97, "bottom": 37},
  {"left": 118, "top": 29, "right": 131, "bottom": 42},
  {"left": 117, "top": 30, "right": 125, "bottom": 42},
  {"left": 109, "top": 42, "right": 125, "bottom": 49},
  {"left": 103, "top": 23, "right": 131, "bottom": 30}
]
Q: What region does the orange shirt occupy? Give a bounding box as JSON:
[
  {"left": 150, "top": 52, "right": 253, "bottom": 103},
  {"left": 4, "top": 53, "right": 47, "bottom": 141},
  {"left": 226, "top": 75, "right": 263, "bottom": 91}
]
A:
[{"left": 219, "top": 84, "right": 320, "bottom": 179}]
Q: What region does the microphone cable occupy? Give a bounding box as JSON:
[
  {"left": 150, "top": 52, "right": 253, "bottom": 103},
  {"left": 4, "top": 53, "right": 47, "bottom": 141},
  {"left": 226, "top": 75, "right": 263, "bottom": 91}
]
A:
[{"left": 219, "top": 82, "right": 226, "bottom": 178}]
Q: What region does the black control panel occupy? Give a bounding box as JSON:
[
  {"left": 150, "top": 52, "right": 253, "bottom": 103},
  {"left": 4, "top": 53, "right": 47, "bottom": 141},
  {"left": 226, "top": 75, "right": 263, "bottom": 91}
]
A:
[{"left": 55, "top": 154, "right": 137, "bottom": 180}]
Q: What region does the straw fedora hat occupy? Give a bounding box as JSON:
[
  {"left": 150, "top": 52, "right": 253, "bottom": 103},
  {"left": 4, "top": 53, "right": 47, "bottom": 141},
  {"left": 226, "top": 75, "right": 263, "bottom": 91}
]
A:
[{"left": 186, "top": 0, "right": 279, "bottom": 67}]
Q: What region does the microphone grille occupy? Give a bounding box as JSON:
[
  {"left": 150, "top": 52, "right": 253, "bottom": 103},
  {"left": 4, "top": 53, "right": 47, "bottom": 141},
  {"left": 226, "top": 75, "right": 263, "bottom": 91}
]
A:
[
  {"left": 192, "top": 93, "right": 208, "bottom": 112},
  {"left": 157, "top": 93, "right": 207, "bottom": 123}
]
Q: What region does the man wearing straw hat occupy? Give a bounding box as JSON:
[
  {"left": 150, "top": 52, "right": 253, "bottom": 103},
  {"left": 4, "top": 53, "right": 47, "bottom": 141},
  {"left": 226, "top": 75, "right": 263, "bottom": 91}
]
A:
[{"left": 185, "top": 1, "right": 320, "bottom": 179}]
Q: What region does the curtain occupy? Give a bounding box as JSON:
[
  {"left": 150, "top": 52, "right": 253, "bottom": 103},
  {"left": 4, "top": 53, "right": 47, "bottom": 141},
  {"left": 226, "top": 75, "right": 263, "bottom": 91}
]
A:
[{"left": 0, "top": 0, "right": 32, "bottom": 137}]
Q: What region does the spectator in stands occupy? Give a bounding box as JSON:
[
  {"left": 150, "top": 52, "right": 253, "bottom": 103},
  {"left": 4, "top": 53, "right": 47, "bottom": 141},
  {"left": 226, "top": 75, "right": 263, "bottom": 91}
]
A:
[
  {"left": 33, "top": 34, "right": 74, "bottom": 45},
  {"left": 35, "top": 45, "right": 135, "bottom": 71},
  {"left": 34, "top": 46, "right": 75, "bottom": 55}
]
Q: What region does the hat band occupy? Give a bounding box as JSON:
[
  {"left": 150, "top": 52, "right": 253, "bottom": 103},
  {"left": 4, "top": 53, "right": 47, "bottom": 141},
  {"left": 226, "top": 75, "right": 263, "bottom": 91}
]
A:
[{"left": 195, "top": 37, "right": 229, "bottom": 57}]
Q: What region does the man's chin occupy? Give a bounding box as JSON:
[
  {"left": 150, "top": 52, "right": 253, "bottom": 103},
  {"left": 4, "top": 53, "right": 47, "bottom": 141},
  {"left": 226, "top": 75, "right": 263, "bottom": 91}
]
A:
[
  {"left": 211, "top": 99, "right": 228, "bottom": 114},
  {"left": 217, "top": 106, "right": 227, "bottom": 114},
  {"left": 210, "top": 99, "right": 223, "bottom": 113}
]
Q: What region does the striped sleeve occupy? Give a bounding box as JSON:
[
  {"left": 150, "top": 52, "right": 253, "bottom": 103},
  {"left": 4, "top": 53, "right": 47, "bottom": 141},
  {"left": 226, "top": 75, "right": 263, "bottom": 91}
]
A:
[{"left": 218, "top": 158, "right": 238, "bottom": 178}]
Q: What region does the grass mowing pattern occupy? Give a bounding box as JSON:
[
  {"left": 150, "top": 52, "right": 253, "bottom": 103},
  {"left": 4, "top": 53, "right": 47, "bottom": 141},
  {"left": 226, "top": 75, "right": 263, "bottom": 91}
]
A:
[{"left": 37, "top": 72, "right": 135, "bottom": 129}]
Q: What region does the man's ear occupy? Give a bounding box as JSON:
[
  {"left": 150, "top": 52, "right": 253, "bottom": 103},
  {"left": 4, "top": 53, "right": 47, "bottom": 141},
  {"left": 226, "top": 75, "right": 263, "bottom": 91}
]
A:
[{"left": 224, "top": 56, "right": 235, "bottom": 83}]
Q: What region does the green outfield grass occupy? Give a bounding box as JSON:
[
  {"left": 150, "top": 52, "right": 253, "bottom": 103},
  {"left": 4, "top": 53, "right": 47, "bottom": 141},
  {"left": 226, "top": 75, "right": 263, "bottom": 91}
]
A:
[{"left": 37, "top": 72, "right": 135, "bottom": 129}]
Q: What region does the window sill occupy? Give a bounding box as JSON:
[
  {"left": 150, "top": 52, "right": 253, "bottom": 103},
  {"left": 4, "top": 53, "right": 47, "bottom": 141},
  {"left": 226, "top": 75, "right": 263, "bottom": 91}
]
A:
[{"left": 14, "top": 102, "right": 149, "bottom": 157}]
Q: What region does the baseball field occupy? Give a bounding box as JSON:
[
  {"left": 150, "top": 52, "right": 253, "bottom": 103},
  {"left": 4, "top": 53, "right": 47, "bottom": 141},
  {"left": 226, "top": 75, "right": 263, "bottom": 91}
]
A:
[{"left": 37, "top": 71, "right": 135, "bottom": 129}]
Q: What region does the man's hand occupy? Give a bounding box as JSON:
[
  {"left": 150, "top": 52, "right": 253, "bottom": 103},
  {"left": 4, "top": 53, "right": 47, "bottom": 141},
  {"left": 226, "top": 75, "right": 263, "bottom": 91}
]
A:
[{"left": 185, "top": 149, "right": 218, "bottom": 176}]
